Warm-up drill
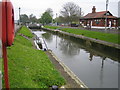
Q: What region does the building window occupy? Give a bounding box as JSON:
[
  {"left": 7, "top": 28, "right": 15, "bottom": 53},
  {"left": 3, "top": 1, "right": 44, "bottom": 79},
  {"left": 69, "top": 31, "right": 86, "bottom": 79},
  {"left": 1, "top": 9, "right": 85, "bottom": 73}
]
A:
[
  {"left": 106, "top": 12, "right": 110, "bottom": 16},
  {"left": 114, "top": 20, "right": 116, "bottom": 25},
  {"left": 114, "top": 20, "right": 116, "bottom": 23}
]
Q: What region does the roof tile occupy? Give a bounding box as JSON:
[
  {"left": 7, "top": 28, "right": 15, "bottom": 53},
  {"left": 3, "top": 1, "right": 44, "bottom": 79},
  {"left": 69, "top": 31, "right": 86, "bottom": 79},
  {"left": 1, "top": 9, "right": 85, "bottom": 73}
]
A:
[{"left": 83, "top": 11, "right": 117, "bottom": 19}]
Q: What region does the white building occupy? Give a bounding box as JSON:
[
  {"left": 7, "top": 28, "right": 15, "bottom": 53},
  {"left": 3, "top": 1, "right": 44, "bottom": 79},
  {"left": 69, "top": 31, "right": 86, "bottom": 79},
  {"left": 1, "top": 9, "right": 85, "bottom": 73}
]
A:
[{"left": 118, "top": 1, "right": 120, "bottom": 17}]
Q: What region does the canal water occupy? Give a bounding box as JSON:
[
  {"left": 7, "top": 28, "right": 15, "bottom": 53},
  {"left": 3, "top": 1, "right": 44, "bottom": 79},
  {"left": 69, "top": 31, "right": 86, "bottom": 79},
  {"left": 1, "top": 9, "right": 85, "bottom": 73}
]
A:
[{"left": 33, "top": 30, "right": 119, "bottom": 88}]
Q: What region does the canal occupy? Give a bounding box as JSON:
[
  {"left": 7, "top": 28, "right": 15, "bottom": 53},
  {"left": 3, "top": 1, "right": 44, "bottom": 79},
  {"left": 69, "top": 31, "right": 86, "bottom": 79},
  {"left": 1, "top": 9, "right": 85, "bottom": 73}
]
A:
[{"left": 33, "top": 30, "right": 119, "bottom": 88}]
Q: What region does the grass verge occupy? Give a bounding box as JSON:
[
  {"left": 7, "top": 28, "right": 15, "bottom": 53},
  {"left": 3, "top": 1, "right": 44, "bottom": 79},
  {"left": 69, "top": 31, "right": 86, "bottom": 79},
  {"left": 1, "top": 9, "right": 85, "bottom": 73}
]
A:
[
  {"left": 6, "top": 26, "right": 65, "bottom": 88},
  {"left": 44, "top": 25, "right": 60, "bottom": 29},
  {"left": 18, "top": 26, "right": 33, "bottom": 38},
  {"left": 44, "top": 25, "right": 119, "bottom": 44}
]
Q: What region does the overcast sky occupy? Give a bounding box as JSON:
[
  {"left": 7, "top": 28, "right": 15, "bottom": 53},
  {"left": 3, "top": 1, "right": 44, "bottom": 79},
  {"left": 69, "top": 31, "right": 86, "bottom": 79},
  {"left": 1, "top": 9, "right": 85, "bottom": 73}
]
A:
[{"left": 10, "top": 0, "right": 120, "bottom": 20}]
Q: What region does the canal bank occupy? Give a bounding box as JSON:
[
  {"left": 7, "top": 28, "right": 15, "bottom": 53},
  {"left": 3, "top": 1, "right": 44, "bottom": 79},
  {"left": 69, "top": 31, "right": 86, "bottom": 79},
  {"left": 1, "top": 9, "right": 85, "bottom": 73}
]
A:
[
  {"left": 6, "top": 26, "right": 67, "bottom": 88},
  {"left": 32, "top": 30, "right": 119, "bottom": 88},
  {"left": 46, "top": 50, "right": 88, "bottom": 88},
  {"left": 41, "top": 27, "right": 120, "bottom": 50},
  {"left": 32, "top": 30, "right": 88, "bottom": 89}
]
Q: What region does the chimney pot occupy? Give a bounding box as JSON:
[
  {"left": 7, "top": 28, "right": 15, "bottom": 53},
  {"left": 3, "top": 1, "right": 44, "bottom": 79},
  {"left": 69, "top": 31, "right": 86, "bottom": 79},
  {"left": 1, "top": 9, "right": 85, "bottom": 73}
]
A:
[{"left": 92, "top": 6, "right": 96, "bottom": 13}]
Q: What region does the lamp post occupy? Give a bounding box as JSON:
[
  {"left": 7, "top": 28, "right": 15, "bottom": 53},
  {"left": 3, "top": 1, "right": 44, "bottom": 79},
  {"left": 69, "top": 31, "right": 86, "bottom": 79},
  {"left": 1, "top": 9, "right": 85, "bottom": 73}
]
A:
[
  {"left": 19, "top": 7, "right": 21, "bottom": 25},
  {"left": 105, "top": 0, "right": 109, "bottom": 31},
  {"left": 56, "top": 13, "right": 57, "bottom": 26},
  {"left": 80, "top": 7, "right": 82, "bottom": 17}
]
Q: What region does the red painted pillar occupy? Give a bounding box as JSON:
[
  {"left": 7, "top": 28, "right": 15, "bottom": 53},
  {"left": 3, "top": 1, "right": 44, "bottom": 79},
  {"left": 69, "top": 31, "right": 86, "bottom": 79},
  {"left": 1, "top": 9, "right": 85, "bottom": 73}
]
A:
[
  {"left": 2, "top": 1, "right": 10, "bottom": 89},
  {"left": 2, "top": 45, "right": 10, "bottom": 89},
  {"left": 1, "top": 0, "right": 14, "bottom": 89}
]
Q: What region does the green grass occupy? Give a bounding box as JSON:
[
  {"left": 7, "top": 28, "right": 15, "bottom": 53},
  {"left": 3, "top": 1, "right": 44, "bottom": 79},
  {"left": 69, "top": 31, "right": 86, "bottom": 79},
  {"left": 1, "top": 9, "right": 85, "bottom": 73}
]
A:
[
  {"left": 18, "top": 26, "right": 33, "bottom": 38},
  {"left": 6, "top": 26, "right": 65, "bottom": 88},
  {"left": 44, "top": 25, "right": 60, "bottom": 29},
  {"left": 44, "top": 26, "right": 119, "bottom": 44},
  {"left": 0, "top": 58, "right": 2, "bottom": 71}
]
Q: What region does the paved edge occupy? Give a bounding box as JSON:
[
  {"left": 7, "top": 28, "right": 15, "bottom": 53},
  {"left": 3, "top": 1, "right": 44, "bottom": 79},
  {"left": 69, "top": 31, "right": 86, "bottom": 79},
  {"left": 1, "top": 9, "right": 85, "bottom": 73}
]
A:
[
  {"left": 42, "top": 27, "right": 120, "bottom": 50},
  {"left": 47, "top": 50, "right": 88, "bottom": 89}
]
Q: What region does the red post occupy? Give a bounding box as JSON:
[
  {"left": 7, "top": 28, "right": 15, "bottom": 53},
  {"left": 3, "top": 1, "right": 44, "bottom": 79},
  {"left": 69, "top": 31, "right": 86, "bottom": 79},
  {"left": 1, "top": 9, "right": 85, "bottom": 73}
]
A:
[
  {"left": 2, "top": 1, "right": 10, "bottom": 89},
  {"left": 1, "top": 0, "right": 14, "bottom": 89},
  {"left": 2, "top": 0, "right": 13, "bottom": 89},
  {"left": 2, "top": 44, "right": 10, "bottom": 89}
]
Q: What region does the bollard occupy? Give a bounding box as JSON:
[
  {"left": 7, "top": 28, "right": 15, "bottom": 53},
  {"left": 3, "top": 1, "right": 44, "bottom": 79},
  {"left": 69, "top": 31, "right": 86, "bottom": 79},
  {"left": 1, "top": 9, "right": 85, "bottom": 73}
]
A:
[
  {"left": 44, "top": 48, "right": 47, "bottom": 51},
  {"left": 52, "top": 85, "right": 58, "bottom": 90}
]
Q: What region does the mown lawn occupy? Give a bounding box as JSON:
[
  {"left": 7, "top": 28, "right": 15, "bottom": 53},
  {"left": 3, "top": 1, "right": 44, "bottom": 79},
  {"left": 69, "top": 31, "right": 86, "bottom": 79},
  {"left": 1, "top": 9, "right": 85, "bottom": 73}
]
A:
[
  {"left": 6, "top": 26, "right": 65, "bottom": 88},
  {"left": 0, "top": 58, "right": 2, "bottom": 71},
  {"left": 44, "top": 25, "right": 119, "bottom": 44},
  {"left": 18, "top": 26, "right": 34, "bottom": 38},
  {"left": 44, "top": 25, "right": 60, "bottom": 29}
]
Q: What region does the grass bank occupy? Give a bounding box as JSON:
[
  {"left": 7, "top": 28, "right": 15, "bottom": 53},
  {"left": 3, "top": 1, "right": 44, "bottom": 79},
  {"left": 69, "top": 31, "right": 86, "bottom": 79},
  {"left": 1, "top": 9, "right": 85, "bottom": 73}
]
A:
[
  {"left": 44, "top": 25, "right": 119, "bottom": 44},
  {"left": 6, "top": 26, "right": 65, "bottom": 88}
]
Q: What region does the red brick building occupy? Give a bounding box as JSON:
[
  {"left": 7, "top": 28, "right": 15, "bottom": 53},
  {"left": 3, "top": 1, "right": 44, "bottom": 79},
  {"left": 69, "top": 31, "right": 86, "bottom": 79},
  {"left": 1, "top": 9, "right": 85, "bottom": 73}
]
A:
[{"left": 80, "top": 6, "right": 118, "bottom": 29}]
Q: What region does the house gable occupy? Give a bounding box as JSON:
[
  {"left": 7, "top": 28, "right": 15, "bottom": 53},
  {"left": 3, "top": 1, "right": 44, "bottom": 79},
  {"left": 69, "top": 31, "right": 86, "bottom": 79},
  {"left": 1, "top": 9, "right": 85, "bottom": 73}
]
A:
[
  {"left": 104, "top": 11, "right": 113, "bottom": 16},
  {"left": 80, "top": 6, "right": 118, "bottom": 28},
  {"left": 83, "top": 6, "right": 117, "bottom": 19}
]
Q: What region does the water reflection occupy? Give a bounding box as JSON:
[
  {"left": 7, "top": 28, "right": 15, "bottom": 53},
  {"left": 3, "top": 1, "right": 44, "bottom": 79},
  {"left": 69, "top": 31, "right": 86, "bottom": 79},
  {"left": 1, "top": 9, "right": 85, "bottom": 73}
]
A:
[
  {"left": 59, "top": 39, "right": 80, "bottom": 57},
  {"left": 100, "top": 64, "right": 104, "bottom": 88},
  {"left": 34, "top": 30, "right": 118, "bottom": 88},
  {"left": 89, "top": 53, "right": 94, "bottom": 61},
  {"left": 57, "top": 33, "right": 119, "bottom": 62},
  {"left": 42, "top": 33, "right": 53, "bottom": 43}
]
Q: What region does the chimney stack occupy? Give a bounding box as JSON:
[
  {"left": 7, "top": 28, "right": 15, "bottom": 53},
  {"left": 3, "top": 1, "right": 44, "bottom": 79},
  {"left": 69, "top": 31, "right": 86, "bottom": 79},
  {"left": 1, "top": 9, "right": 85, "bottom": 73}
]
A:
[{"left": 92, "top": 6, "right": 96, "bottom": 13}]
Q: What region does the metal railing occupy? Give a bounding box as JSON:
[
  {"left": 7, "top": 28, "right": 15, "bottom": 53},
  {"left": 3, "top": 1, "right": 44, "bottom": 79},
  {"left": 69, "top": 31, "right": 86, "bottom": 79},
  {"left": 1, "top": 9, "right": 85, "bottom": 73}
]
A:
[{"left": 35, "top": 36, "right": 48, "bottom": 50}]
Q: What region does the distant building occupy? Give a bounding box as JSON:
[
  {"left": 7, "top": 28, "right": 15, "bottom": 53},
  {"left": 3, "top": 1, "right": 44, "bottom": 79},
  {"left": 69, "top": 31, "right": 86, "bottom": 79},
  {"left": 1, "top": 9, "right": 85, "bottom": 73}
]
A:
[
  {"left": 14, "top": 20, "right": 19, "bottom": 24},
  {"left": 80, "top": 6, "right": 118, "bottom": 29},
  {"left": 118, "top": 1, "right": 120, "bottom": 17}
]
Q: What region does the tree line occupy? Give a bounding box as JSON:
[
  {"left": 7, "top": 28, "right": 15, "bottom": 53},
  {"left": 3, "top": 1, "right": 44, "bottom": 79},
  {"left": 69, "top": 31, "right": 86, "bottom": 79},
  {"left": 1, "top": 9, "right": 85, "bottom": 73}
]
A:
[{"left": 20, "top": 2, "right": 84, "bottom": 25}]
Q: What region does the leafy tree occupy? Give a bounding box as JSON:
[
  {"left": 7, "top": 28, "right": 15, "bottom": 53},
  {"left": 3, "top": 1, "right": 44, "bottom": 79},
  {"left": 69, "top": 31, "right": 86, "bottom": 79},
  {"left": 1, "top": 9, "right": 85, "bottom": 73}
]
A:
[
  {"left": 54, "top": 16, "right": 65, "bottom": 23},
  {"left": 60, "top": 2, "right": 83, "bottom": 23},
  {"left": 29, "top": 14, "right": 38, "bottom": 24},
  {"left": 40, "top": 12, "right": 52, "bottom": 25},
  {"left": 20, "top": 14, "right": 29, "bottom": 25}
]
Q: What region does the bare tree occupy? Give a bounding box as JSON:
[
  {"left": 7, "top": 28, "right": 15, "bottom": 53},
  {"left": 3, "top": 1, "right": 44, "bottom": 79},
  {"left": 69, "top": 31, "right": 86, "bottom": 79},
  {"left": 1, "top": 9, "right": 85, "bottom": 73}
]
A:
[
  {"left": 60, "top": 2, "right": 83, "bottom": 23},
  {"left": 46, "top": 8, "right": 53, "bottom": 17}
]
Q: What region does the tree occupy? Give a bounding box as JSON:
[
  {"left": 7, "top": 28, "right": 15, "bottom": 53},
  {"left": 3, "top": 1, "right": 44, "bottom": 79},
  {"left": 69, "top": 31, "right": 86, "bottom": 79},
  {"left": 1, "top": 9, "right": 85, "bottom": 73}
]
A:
[
  {"left": 20, "top": 14, "right": 29, "bottom": 25},
  {"left": 60, "top": 2, "right": 83, "bottom": 23},
  {"left": 45, "top": 8, "right": 53, "bottom": 17},
  {"left": 40, "top": 12, "right": 52, "bottom": 25},
  {"left": 29, "top": 14, "right": 38, "bottom": 24},
  {"left": 54, "top": 16, "right": 65, "bottom": 23}
]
